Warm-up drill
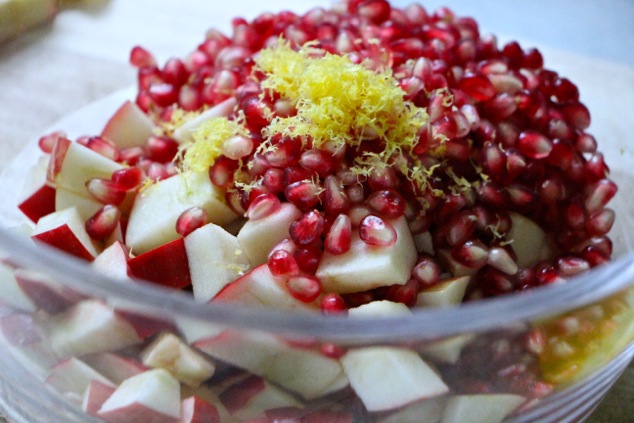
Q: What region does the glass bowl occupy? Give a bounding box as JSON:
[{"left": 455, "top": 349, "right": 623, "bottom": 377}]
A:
[{"left": 1, "top": 76, "right": 634, "bottom": 423}]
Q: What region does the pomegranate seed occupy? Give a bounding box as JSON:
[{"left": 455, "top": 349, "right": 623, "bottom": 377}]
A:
[
  {"left": 175, "top": 206, "right": 208, "bottom": 237},
  {"left": 366, "top": 189, "right": 406, "bottom": 219},
  {"left": 119, "top": 146, "right": 145, "bottom": 165},
  {"left": 268, "top": 249, "right": 300, "bottom": 276},
  {"left": 225, "top": 189, "right": 246, "bottom": 215},
  {"left": 112, "top": 167, "right": 145, "bottom": 191},
  {"left": 575, "top": 132, "right": 598, "bottom": 154},
  {"left": 517, "top": 130, "right": 553, "bottom": 159},
  {"left": 323, "top": 175, "right": 350, "bottom": 216},
  {"left": 581, "top": 246, "right": 610, "bottom": 267},
  {"left": 285, "top": 180, "right": 322, "bottom": 210},
  {"left": 458, "top": 73, "right": 495, "bottom": 101},
  {"left": 289, "top": 211, "right": 324, "bottom": 246},
  {"left": 287, "top": 275, "right": 322, "bottom": 303},
  {"left": 85, "top": 205, "right": 120, "bottom": 240},
  {"left": 262, "top": 168, "right": 285, "bottom": 194},
  {"left": 480, "top": 93, "right": 517, "bottom": 121},
  {"left": 147, "top": 136, "right": 179, "bottom": 163},
  {"left": 215, "top": 46, "right": 251, "bottom": 69},
  {"left": 294, "top": 245, "right": 322, "bottom": 274},
  {"left": 535, "top": 267, "right": 565, "bottom": 286},
  {"left": 585, "top": 179, "right": 618, "bottom": 214},
  {"left": 478, "top": 267, "right": 515, "bottom": 296},
  {"left": 320, "top": 293, "right": 348, "bottom": 315},
  {"left": 320, "top": 343, "right": 347, "bottom": 359},
  {"left": 584, "top": 152, "right": 609, "bottom": 184},
  {"left": 300, "top": 149, "right": 338, "bottom": 177},
  {"left": 222, "top": 135, "right": 254, "bottom": 160},
  {"left": 451, "top": 239, "right": 488, "bottom": 268},
  {"left": 346, "top": 184, "right": 366, "bottom": 204},
  {"left": 273, "top": 98, "right": 296, "bottom": 117},
  {"left": 81, "top": 136, "right": 120, "bottom": 161},
  {"left": 411, "top": 255, "right": 441, "bottom": 288},
  {"left": 86, "top": 178, "right": 126, "bottom": 205},
  {"left": 324, "top": 214, "right": 352, "bottom": 255},
  {"left": 246, "top": 193, "right": 281, "bottom": 221},
  {"left": 358, "top": 0, "right": 391, "bottom": 24},
  {"left": 149, "top": 83, "right": 179, "bottom": 107},
  {"left": 487, "top": 247, "right": 518, "bottom": 275},
  {"left": 359, "top": 215, "right": 396, "bottom": 247},
  {"left": 241, "top": 96, "right": 271, "bottom": 130},
  {"left": 265, "top": 136, "right": 302, "bottom": 167},
  {"left": 386, "top": 279, "right": 419, "bottom": 307},
  {"left": 209, "top": 156, "right": 239, "bottom": 188},
  {"left": 556, "top": 256, "right": 590, "bottom": 277},
  {"left": 587, "top": 208, "right": 615, "bottom": 236},
  {"left": 130, "top": 46, "right": 157, "bottom": 68},
  {"left": 506, "top": 185, "right": 538, "bottom": 212},
  {"left": 489, "top": 73, "right": 523, "bottom": 94},
  {"left": 283, "top": 166, "right": 315, "bottom": 186},
  {"left": 147, "top": 163, "right": 170, "bottom": 181},
  {"left": 162, "top": 58, "right": 188, "bottom": 86},
  {"left": 38, "top": 131, "right": 66, "bottom": 154},
  {"left": 368, "top": 166, "right": 398, "bottom": 191},
  {"left": 561, "top": 102, "right": 591, "bottom": 130},
  {"left": 348, "top": 205, "right": 372, "bottom": 228},
  {"left": 447, "top": 210, "right": 477, "bottom": 246}
]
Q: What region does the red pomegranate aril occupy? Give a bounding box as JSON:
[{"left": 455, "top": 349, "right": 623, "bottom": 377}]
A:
[
  {"left": 266, "top": 136, "right": 302, "bottom": 168},
  {"left": 175, "top": 206, "right": 208, "bottom": 237},
  {"left": 86, "top": 178, "right": 126, "bottom": 205},
  {"left": 556, "top": 256, "right": 590, "bottom": 277},
  {"left": 162, "top": 58, "right": 189, "bottom": 86},
  {"left": 348, "top": 204, "right": 372, "bottom": 228},
  {"left": 480, "top": 141, "right": 507, "bottom": 179},
  {"left": 225, "top": 189, "right": 246, "bottom": 215},
  {"left": 112, "top": 167, "right": 145, "bottom": 191},
  {"left": 287, "top": 275, "right": 323, "bottom": 303},
  {"left": 411, "top": 255, "right": 441, "bottom": 288},
  {"left": 575, "top": 132, "right": 598, "bottom": 154},
  {"left": 324, "top": 214, "right": 352, "bottom": 255},
  {"left": 209, "top": 156, "right": 239, "bottom": 188},
  {"left": 323, "top": 175, "right": 350, "bottom": 216},
  {"left": 366, "top": 189, "right": 406, "bottom": 219},
  {"left": 480, "top": 93, "right": 517, "bottom": 121},
  {"left": 563, "top": 201, "right": 586, "bottom": 230},
  {"left": 82, "top": 136, "right": 120, "bottom": 161},
  {"left": 346, "top": 184, "right": 365, "bottom": 204},
  {"left": 119, "top": 146, "right": 145, "bottom": 165},
  {"left": 283, "top": 166, "right": 315, "bottom": 186},
  {"left": 262, "top": 168, "right": 285, "bottom": 194},
  {"left": 320, "top": 343, "right": 347, "bottom": 359},
  {"left": 585, "top": 179, "right": 618, "bottom": 214},
  {"left": 451, "top": 239, "right": 488, "bottom": 268},
  {"left": 584, "top": 152, "right": 609, "bottom": 184},
  {"left": 289, "top": 211, "right": 325, "bottom": 246},
  {"left": 535, "top": 267, "right": 565, "bottom": 286},
  {"left": 85, "top": 205, "right": 120, "bottom": 240},
  {"left": 487, "top": 247, "right": 518, "bottom": 275},
  {"left": 506, "top": 185, "right": 538, "bottom": 212},
  {"left": 523, "top": 48, "right": 544, "bottom": 69},
  {"left": 267, "top": 249, "right": 300, "bottom": 276},
  {"left": 300, "top": 149, "right": 338, "bottom": 177},
  {"left": 241, "top": 96, "right": 271, "bottom": 130},
  {"left": 147, "top": 163, "right": 170, "bottom": 181},
  {"left": 357, "top": 0, "right": 391, "bottom": 24},
  {"left": 489, "top": 73, "right": 523, "bottom": 94},
  {"left": 517, "top": 130, "right": 553, "bottom": 159},
  {"left": 587, "top": 208, "right": 615, "bottom": 236},
  {"left": 581, "top": 246, "right": 610, "bottom": 267},
  {"left": 147, "top": 136, "right": 179, "bottom": 163},
  {"left": 359, "top": 215, "right": 397, "bottom": 247},
  {"left": 386, "top": 278, "right": 419, "bottom": 307},
  {"left": 149, "top": 83, "right": 179, "bottom": 107},
  {"left": 130, "top": 46, "right": 157, "bottom": 68},
  {"left": 447, "top": 210, "right": 477, "bottom": 246},
  {"left": 215, "top": 46, "right": 251, "bottom": 70},
  {"left": 38, "top": 131, "right": 66, "bottom": 154},
  {"left": 285, "top": 180, "right": 322, "bottom": 210},
  {"left": 178, "top": 85, "right": 200, "bottom": 109},
  {"left": 368, "top": 166, "right": 398, "bottom": 191},
  {"left": 320, "top": 293, "right": 348, "bottom": 315},
  {"left": 478, "top": 266, "right": 515, "bottom": 296},
  {"left": 294, "top": 245, "right": 322, "bottom": 274},
  {"left": 222, "top": 135, "right": 254, "bottom": 160},
  {"left": 246, "top": 193, "right": 281, "bottom": 221},
  {"left": 458, "top": 73, "right": 495, "bottom": 101},
  {"left": 561, "top": 102, "right": 591, "bottom": 130}
]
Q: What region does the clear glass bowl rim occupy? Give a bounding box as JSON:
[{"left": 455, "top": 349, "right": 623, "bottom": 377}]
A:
[{"left": 3, "top": 225, "right": 634, "bottom": 343}]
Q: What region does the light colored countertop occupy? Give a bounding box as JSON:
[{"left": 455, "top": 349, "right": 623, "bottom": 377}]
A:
[{"left": 1, "top": 1, "right": 633, "bottom": 422}]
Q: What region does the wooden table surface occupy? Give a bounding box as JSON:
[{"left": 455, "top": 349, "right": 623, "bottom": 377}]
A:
[{"left": 1, "top": 1, "right": 634, "bottom": 422}]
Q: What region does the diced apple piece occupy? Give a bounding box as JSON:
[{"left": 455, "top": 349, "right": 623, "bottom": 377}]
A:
[
  {"left": 174, "top": 316, "right": 226, "bottom": 344},
  {"left": 32, "top": 206, "right": 100, "bottom": 261},
  {"left": 316, "top": 217, "right": 417, "bottom": 293},
  {"left": 48, "top": 299, "right": 142, "bottom": 358},
  {"left": 18, "top": 184, "right": 56, "bottom": 223},
  {"left": 440, "top": 394, "right": 526, "bottom": 423},
  {"left": 348, "top": 300, "right": 411, "bottom": 317},
  {"left": 128, "top": 238, "right": 191, "bottom": 289},
  {"left": 46, "top": 356, "right": 115, "bottom": 396},
  {"left": 378, "top": 396, "right": 447, "bottom": 423},
  {"left": 180, "top": 385, "right": 231, "bottom": 422},
  {"left": 83, "top": 380, "right": 117, "bottom": 417},
  {"left": 172, "top": 97, "right": 237, "bottom": 143},
  {"left": 213, "top": 264, "right": 316, "bottom": 311},
  {"left": 101, "top": 100, "right": 156, "bottom": 148},
  {"left": 55, "top": 141, "right": 123, "bottom": 197},
  {"left": 414, "top": 231, "right": 434, "bottom": 255},
  {"left": 195, "top": 330, "right": 347, "bottom": 400},
  {"left": 237, "top": 203, "right": 302, "bottom": 266},
  {"left": 92, "top": 241, "right": 132, "bottom": 281},
  {"left": 418, "top": 335, "right": 475, "bottom": 365},
  {"left": 55, "top": 187, "right": 103, "bottom": 220},
  {"left": 0, "top": 263, "right": 36, "bottom": 312},
  {"left": 185, "top": 223, "right": 250, "bottom": 302},
  {"left": 14, "top": 268, "right": 85, "bottom": 314},
  {"left": 219, "top": 375, "right": 303, "bottom": 420},
  {"left": 98, "top": 369, "right": 181, "bottom": 423},
  {"left": 437, "top": 249, "right": 478, "bottom": 278},
  {"left": 82, "top": 352, "right": 148, "bottom": 385},
  {"left": 506, "top": 212, "right": 547, "bottom": 267},
  {"left": 126, "top": 171, "right": 238, "bottom": 254},
  {"left": 180, "top": 396, "right": 221, "bottom": 423},
  {"left": 340, "top": 346, "right": 449, "bottom": 412},
  {"left": 415, "top": 276, "right": 470, "bottom": 308},
  {"left": 141, "top": 332, "right": 215, "bottom": 387},
  {"left": 115, "top": 306, "right": 178, "bottom": 340}
]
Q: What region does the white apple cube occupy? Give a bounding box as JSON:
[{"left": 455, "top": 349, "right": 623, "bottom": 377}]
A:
[
  {"left": 46, "top": 356, "right": 115, "bottom": 396},
  {"left": 13, "top": 268, "right": 85, "bottom": 314},
  {"left": 82, "top": 380, "right": 117, "bottom": 417},
  {"left": 418, "top": 335, "right": 475, "bottom": 365},
  {"left": 237, "top": 203, "right": 302, "bottom": 266},
  {"left": 415, "top": 276, "right": 470, "bottom": 308},
  {"left": 195, "top": 330, "right": 348, "bottom": 400},
  {"left": 184, "top": 223, "right": 250, "bottom": 303},
  {"left": 98, "top": 369, "right": 181, "bottom": 423},
  {"left": 141, "top": 332, "right": 215, "bottom": 387},
  {"left": 174, "top": 316, "right": 226, "bottom": 345},
  {"left": 101, "top": 100, "right": 156, "bottom": 148},
  {"left": 340, "top": 346, "right": 449, "bottom": 412},
  {"left": 437, "top": 249, "right": 479, "bottom": 278},
  {"left": 414, "top": 231, "right": 434, "bottom": 255},
  {"left": 32, "top": 206, "right": 100, "bottom": 260},
  {"left": 82, "top": 352, "right": 148, "bottom": 385},
  {"left": 48, "top": 299, "right": 142, "bottom": 358},
  {"left": 440, "top": 394, "right": 526, "bottom": 423},
  {"left": 172, "top": 97, "right": 237, "bottom": 143},
  {"left": 180, "top": 395, "right": 221, "bottom": 423},
  {"left": 316, "top": 216, "right": 417, "bottom": 293},
  {"left": 0, "top": 262, "right": 36, "bottom": 312},
  {"left": 348, "top": 300, "right": 411, "bottom": 318},
  {"left": 92, "top": 241, "right": 133, "bottom": 281},
  {"left": 506, "top": 212, "right": 547, "bottom": 268},
  {"left": 126, "top": 171, "right": 238, "bottom": 254},
  {"left": 378, "top": 396, "right": 447, "bottom": 423},
  {"left": 55, "top": 141, "right": 123, "bottom": 197},
  {"left": 55, "top": 187, "right": 103, "bottom": 220}
]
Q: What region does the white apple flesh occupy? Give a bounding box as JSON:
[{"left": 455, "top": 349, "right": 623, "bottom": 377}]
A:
[
  {"left": 506, "top": 212, "right": 548, "bottom": 268},
  {"left": 179, "top": 395, "right": 221, "bottom": 423},
  {"left": 415, "top": 276, "right": 470, "bottom": 308},
  {"left": 172, "top": 97, "right": 237, "bottom": 143},
  {"left": 82, "top": 352, "right": 148, "bottom": 385},
  {"left": 46, "top": 356, "right": 115, "bottom": 396},
  {"left": 82, "top": 380, "right": 117, "bottom": 417},
  {"left": 101, "top": 100, "right": 156, "bottom": 149},
  {"left": 440, "top": 394, "right": 526, "bottom": 423}
]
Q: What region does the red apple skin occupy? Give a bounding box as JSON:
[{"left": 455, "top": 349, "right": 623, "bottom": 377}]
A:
[
  {"left": 117, "top": 309, "right": 177, "bottom": 339},
  {"left": 302, "top": 410, "right": 354, "bottom": 423},
  {"left": 128, "top": 238, "right": 191, "bottom": 289},
  {"left": 181, "top": 396, "right": 221, "bottom": 423},
  {"left": 32, "top": 224, "right": 96, "bottom": 262},
  {"left": 98, "top": 403, "right": 180, "bottom": 423},
  {"left": 47, "top": 136, "right": 71, "bottom": 184},
  {"left": 82, "top": 352, "right": 148, "bottom": 385},
  {"left": 218, "top": 375, "right": 266, "bottom": 414},
  {"left": 14, "top": 270, "right": 85, "bottom": 314},
  {"left": 18, "top": 184, "right": 56, "bottom": 223},
  {"left": 83, "top": 381, "right": 117, "bottom": 416}
]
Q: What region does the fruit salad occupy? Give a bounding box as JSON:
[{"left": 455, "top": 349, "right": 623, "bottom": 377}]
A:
[{"left": 1, "top": 0, "right": 627, "bottom": 422}]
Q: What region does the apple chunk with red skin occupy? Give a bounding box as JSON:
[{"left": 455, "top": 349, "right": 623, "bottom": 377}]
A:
[
  {"left": 92, "top": 241, "right": 132, "bottom": 281},
  {"left": 82, "top": 352, "right": 148, "bottom": 385},
  {"left": 440, "top": 394, "right": 526, "bottom": 423},
  {"left": 98, "top": 369, "right": 181, "bottom": 423},
  {"left": 46, "top": 356, "right": 115, "bottom": 397},
  {"left": 128, "top": 237, "right": 191, "bottom": 289},
  {"left": 101, "top": 100, "right": 156, "bottom": 148},
  {"left": 316, "top": 216, "right": 417, "bottom": 293},
  {"left": 18, "top": 184, "right": 56, "bottom": 223},
  {"left": 83, "top": 380, "right": 117, "bottom": 417},
  {"left": 125, "top": 171, "right": 238, "bottom": 254},
  {"left": 180, "top": 396, "right": 221, "bottom": 423},
  {"left": 506, "top": 212, "right": 549, "bottom": 268},
  {"left": 32, "top": 206, "right": 100, "bottom": 261},
  {"left": 237, "top": 202, "right": 302, "bottom": 266}
]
